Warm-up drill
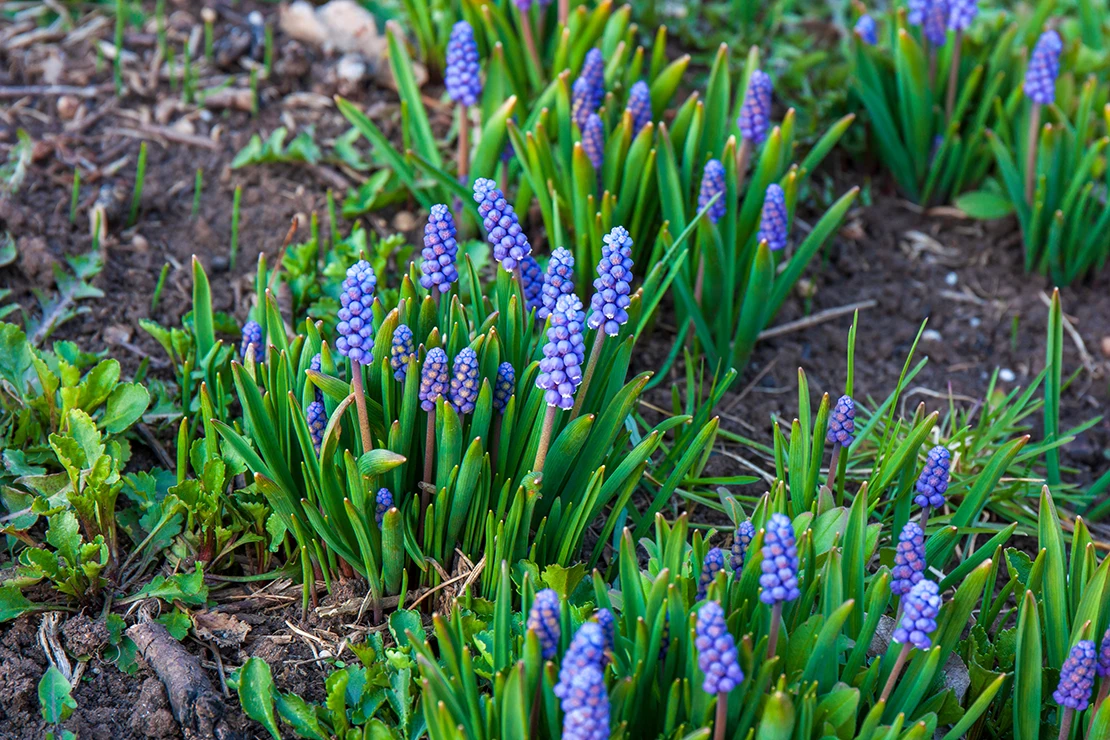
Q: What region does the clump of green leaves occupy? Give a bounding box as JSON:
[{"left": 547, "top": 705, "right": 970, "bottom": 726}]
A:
[{"left": 231, "top": 127, "right": 323, "bottom": 169}]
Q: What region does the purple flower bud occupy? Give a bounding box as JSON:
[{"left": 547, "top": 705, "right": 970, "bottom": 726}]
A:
[
  {"left": 893, "top": 579, "right": 941, "bottom": 650},
  {"left": 521, "top": 254, "right": 544, "bottom": 313},
  {"left": 1053, "top": 640, "right": 1098, "bottom": 710},
  {"left": 540, "top": 247, "right": 576, "bottom": 320},
  {"left": 308, "top": 352, "right": 323, "bottom": 402},
  {"left": 555, "top": 622, "right": 606, "bottom": 701},
  {"left": 757, "top": 183, "right": 788, "bottom": 251},
  {"left": 582, "top": 113, "right": 605, "bottom": 172},
  {"left": 448, "top": 347, "right": 480, "bottom": 416},
  {"left": 698, "top": 159, "right": 727, "bottom": 224},
  {"left": 560, "top": 665, "right": 609, "bottom": 740},
  {"left": 527, "top": 588, "right": 561, "bottom": 659},
  {"left": 1025, "top": 30, "right": 1063, "bottom": 105},
  {"left": 892, "top": 522, "right": 927, "bottom": 595},
  {"left": 307, "top": 400, "right": 325, "bottom": 453},
  {"left": 697, "top": 547, "right": 726, "bottom": 601},
  {"left": 421, "top": 204, "right": 459, "bottom": 294},
  {"left": 855, "top": 14, "right": 878, "bottom": 45},
  {"left": 240, "top": 320, "right": 263, "bottom": 359},
  {"left": 948, "top": 0, "right": 977, "bottom": 31},
  {"left": 537, "top": 293, "right": 586, "bottom": 409},
  {"left": 572, "top": 76, "right": 594, "bottom": 129},
  {"left": 738, "top": 70, "right": 773, "bottom": 146},
  {"left": 730, "top": 519, "right": 755, "bottom": 573},
  {"left": 588, "top": 226, "right": 633, "bottom": 336},
  {"left": 445, "top": 21, "right": 482, "bottom": 107},
  {"left": 924, "top": 0, "right": 949, "bottom": 46},
  {"left": 759, "top": 513, "right": 800, "bottom": 604},
  {"left": 513, "top": 0, "right": 533, "bottom": 9},
  {"left": 827, "top": 395, "right": 856, "bottom": 447},
  {"left": 1097, "top": 629, "right": 1110, "bottom": 677},
  {"left": 695, "top": 601, "right": 744, "bottom": 694},
  {"left": 908, "top": 0, "right": 929, "bottom": 25},
  {"left": 914, "top": 446, "right": 951, "bottom": 508},
  {"left": 626, "top": 80, "right": 652, "bottom": 134},
  {"left": 419, "top": 347, "right": 449, "bottom": 412},
  {"left": 581, "top": 48, "right": 605, "bottom": 111},
  {"left": 336, "top": 261, "right": 377, "bottom": 365},
  {"left": 494, "top": 361, "right": 515, "bottom": 413},
  {"left": 375, "top": 487, "right": 392, "bottom": 527},
  {"left": 390, "top": 325, "right": 415, "bottom": 381},
  {"left": 594, "top": 608, "right": 615, "bottom": 659},
  {"left": 474, "top": 178, "right": 533, "bottom": 272}
]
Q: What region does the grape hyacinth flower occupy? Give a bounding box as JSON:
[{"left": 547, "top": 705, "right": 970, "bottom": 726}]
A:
[
  {"left": 626, "top": 80, "right": 652, "bottom": 134},
  {"left": 449, "top": 347, "right": 480, "bottom": 416},
  {"left": 908, "top": 0, "right": 928, "bottom": 25},
  {"left": 894, "top": 579, "right": 941, "bottom": 651},
  {"left": 240, "top": 320, "right": 262, "bottom": 359},
  {"left": 526, "top": 588, "right": 561, "bottom": 659},
  {"left": 390, "top": 325, "right": 415, "bottom": 381},
  {"left": 738, "top": 70, "right": 773, "bottom": 147},
  {"left": 827, "top": 395, "right": 856, "bottom": 446},
  {"left": 307, "top": 399, "right": 325, "bottom": 453},
  {"left": 419, "top": 348, "right": 449, "bottom": 412},
  {"left": 445, "top": 21, "right": 482, "bottom": 107},
  {"left": 540, "top": 247, "right": 575, "bottom": 320},
  {"left": 698, "top": 159, "right": 728, "bottom": 224},
  {"left": 760, "top": 513, "right": 800, "bottom": 605},
  {"left": 1024, "top": 30, "right": 1063, "bottom": 203},
  {"left": 494, "top": 362, "right": 515, "bottom": 413},
  {"left": 521, "top": 254, "right": 544, "bottom": 313},
  {"left": 730, "top": 519, "right": 755, "bottom": 573},
  {"left": 923, "top": 0, "right": 949, "bottom": 46},
  {"left": 336, "top": 260, "right": 377, "bottom": 365},
  {"left": 854, "top": 14, "right": 877, "bottom": 45},
  {"left": 560, "top": 664, "right": 609, "bottom": 740},
  {"left": 537, "top": 294, "right": 586, "bottom": 410},
  {"left": 571, "top": 76, "right": 595, "bottom": 128},
  {"left": 474, "top": 178, "right": 532, "bottom": 273},
  {"left": 697, "top": 547, "right": 726, "bottom": 601},
  {"left": 757, "top": 184, "right": 788, "bottom": 251},
  {"left": 420, "top": 204, "right": 459, "bottom": 296},
  {"left": 581, "top": 48, "right": 605, "bottom": 111},
  {"left": 915, "top": 445, "right": 951, "bottom": 513},
  {"left": 891, "top": 522, "right": 926, "bottom": 595},
  {"left": 1026, "top": 30, "right": 1063, "bottom": 105},
  {"left": 582, "top": 113, "right": 605, "bottom": 172},
  {"left": 308, "top": 353, "right": 323, "bottom": 403},
  {"left": 760, "top": 512, "right": 799, "bottom": 657},
  {"left": 696, "top": 600, "right": 743, "bottom": 737},
  {"left": 588, "top": 226, "right": 634, "bottom": 337},
  {"left": 1054, "top": 640, "right": 1097, "bottom": 711},
  {"left": 882, "top": 578, "right": 941, "bottom": 701},
  {"left": 1098, "top": 629, "right": 1110, "bottom": 677},
  {"left": 555, "top": 622, "right": 606, "bottom": 701},
  {"left": 595, "top": 608, "right": 615, "bottom": 660},
  {"left": 948, "top": 0, "right": 977, "bottom": 31},
  {"left": 374, "top": 488, "right": 392, "bottom": 527}
]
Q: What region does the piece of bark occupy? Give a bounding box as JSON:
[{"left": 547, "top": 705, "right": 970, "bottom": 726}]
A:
[{"left": 127, "top": 620, "right": 241, "bottom": 740}]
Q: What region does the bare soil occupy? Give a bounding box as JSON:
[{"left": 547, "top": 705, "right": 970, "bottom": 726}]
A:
[{"left": 2, "top": 1, "right": 1109, "bottom": 738}]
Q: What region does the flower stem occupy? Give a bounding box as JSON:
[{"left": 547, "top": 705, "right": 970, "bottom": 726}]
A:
[
  {"left": 879, "top": 643, "right": 912, "bottom": 704},
  {"left": 1058, "top": 707, "right": 1074, "bottom": 740},
  {"left": 1025, "top": 103, "right": 1042, "bottom": 205},
  {"left": 519, "top": 13, "right": 541, "bottom": 71},
  {"left": 1089, "top": 679, "right": 1109, "bottom": 734},
  {"left": 351, "top": 362, "right": 373, "bottom": 454},
  {"left": 570, "top": 331, "right": 604, "bottom": 420},
  {"left": 919, "top": 505, "right": 930, "bottom": 532},
  {"left": 713, "top": 691, "right": 729, "bottom": 740},
  {"left": 421, "top": 409, "right": 436, "bottom": 523},
  {"left": 558, "top": 0, "right": 568, "bottom": 27},
  {"left": 946, "top": 31, "right": 962, "bottom": 120},
  {"left": 826, "top": 445, "right": 841, "bottom": 494},
  {"left": 734, "top": 138, "right": 752, "bottom": 190},
  {"left": 534, "top": 405, "right": 557, "bottom": 475},
  {"left": 767, "top": 601, "right": 783, "bottom": 658},
  {"left": 457, "top": 105, "right": 470, "bottom": 182}
]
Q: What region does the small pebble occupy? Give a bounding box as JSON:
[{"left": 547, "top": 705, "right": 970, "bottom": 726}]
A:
[
  {"left": 945, "top": 272, "right": 958, "bottom": 286},
  {"left": 922, "top": 329, "right": 942, "bottom": 342},
  {"left": 393, "top": 210, "right": 417, "bottom": 232},
  {"left": 57, "top": 95, "right": 79, "bottom": 120},
  {"left": 969, "top": 317, "right": 980, "bottom": 328},
  {"left": 211, "top": 255, "right": 230, "bottom": 272},
  {"left": 131, "top": 234, "right": 149, "bottom": 252},
  {"left": 999, "top": 368, "right": 1016, "bottom": 382},
  {"left": 1101, "top": 336, "right": 1110, "bottom": 359}
]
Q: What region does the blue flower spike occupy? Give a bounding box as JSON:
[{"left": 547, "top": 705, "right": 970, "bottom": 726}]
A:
[
  {"left": 695, "top": 600, "right": 744, "bottom": 737},
  {"left": 493, "top": 362, "right": 515, "bottom": 414},
  {"left": 738, "top": 70, "right": 773, "bottom": 147},
  {"left": 448, "top": 347, "right": 480, "bottom": 416},
  {"left": 697, "top": 547, "right": 726, "bottom": 601},
  {"left": 307, "top": 399, "right": 325, "bottom": 453},
  {"left": 555, "top": 622, "right": 606, "bottom": 702},
  {"left": 626, "top": 80, "right": 652, "bottom": 134},
  {"left": 390, "top": 325, "right": 416, "bottom": 381},
  {"left": 445, "top": 21, "right": 482, "bottom": 107},
  {"left": 882, "top": 579, "right": 942, "bottom": 702},
  {"left": 760, "top": 512, "right": 799, "bottom": 657},
  {"left": 1054, "top": 639, "right": 1098, "bottom": 738},
  {"left": 757, "top": 184, "right": 788, "bottom": 252},
  {"left": 540, "top": 247, "right": 575, "bottom": 320},
  {"left": 240, "top": 320, "right": 263, "bottom": 360},
  {"left": 474, "top": 178, "right": 533, "bottom": 274},
  {"left": 420, "top": 204, "right": 459, "bottom": 297},
  {"left": 526, "top": 588, "right": 561, "bottom": 660},
  {"left": 891, "top": 522, "right": 926, "bottom": 595},
  {"left": 374, "top": 488, "right": 393, "bottom": 527},
  {"left": 730, "top": 519, "right": 755, "bottom": 574},
  {"left": 698, "top": 159, "right": 728, "bottom": 224},
  {"left": 855, "top": 14, "right": 878, "bottom": 45},
  {"left": 336, "top": 260, "right": 377, "bottom": 366}
]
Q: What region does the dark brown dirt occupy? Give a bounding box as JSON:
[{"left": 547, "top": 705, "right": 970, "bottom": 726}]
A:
[{"left": 2, "top": 1, "right": 1109, "bottom": 738}]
